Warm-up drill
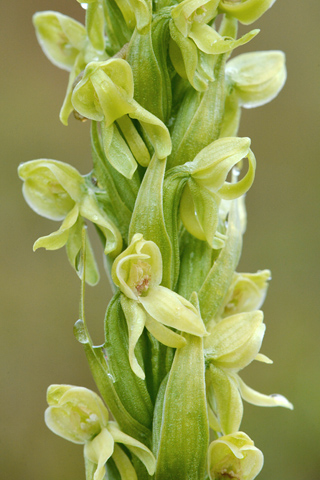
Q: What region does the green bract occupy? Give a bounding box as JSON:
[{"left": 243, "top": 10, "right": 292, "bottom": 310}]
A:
[
  {"left": 219, "top": 0, "right": 277, "bottom": 25},
  {"left": 18, "top": 159, "right": 122, "bottom": 284},
  {"left": 208, "top": 431, "right": 263, "bottom": 480},
  {"left": 45, "top": 385, "right": 156, "bottom": 480},
  {"left": 112, "top": 233, "right": 208, "bottom": 378},
  {"left": 71, "top": 59, "right": 172, "bottom": 178}
]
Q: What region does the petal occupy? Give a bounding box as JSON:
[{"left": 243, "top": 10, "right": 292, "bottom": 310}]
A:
[
  {"left": 111, "top": 444, "right": 138, "bottom": 480},
  {"left": 33, "top": 11, "right": 86, "bottom": 71},
  {"left": 19, "top": 160, "right": 83, "bottom": 219},
  {"left": 33, "top": 205, "right": 79, "bottom": 251},
  {"left": 66, "top": 219, "right": 100, "bottom": 286},
  {"left": 80, "top": 193, "right": 123, "bottom": 255},
  {"left": 190, "top": 137, "right": 251, "bottom": 192},
  {"left": 206, "top": 364, "right": 243, "bottom": 435},
  {"left": 108, "top": 422, "right": 156, "bottom": 475},
  {"left": 205, "top": 311, "right": 265, "bottom": 370},
  {"left": 101, "top": 122, "right": 138, "bottom": 179},
  {"left": 234, "top": 375, "right": 294, "bottom": 409},
  {"left": 130, "top": 100, "right": 172, "bottom": 159},
  {"left": 189, "top": 23, "right": 259, "bottom": 55},
  {"left": 226, "top": 50, "right": 286, "bottom": 108},
  {"left": 117, "top": 115, "right": 151, "bottom": 167},
  {"left": 140, "top": 286, "right": 208, "bottom": 336},
  {"left": 84, "top": 428, "right": 114, "bottom": 480},
  {"left": 145, "top": 314, "right": 187, "bottom": 348},
  {"left": 180, "top": 179, "right": 220, "bottom": 247},
  {"left": 120, "top": 296, "right": 147, "bottom": 379}
]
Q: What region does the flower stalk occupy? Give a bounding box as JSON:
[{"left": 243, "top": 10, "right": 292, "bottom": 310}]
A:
[{"left": 20, "top": 1, "right": 292, "bottom": 479}]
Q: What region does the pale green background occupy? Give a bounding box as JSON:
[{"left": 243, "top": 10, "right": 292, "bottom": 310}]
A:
[{"left": 1, "top": 1, "right": 319, "bottom": 479}]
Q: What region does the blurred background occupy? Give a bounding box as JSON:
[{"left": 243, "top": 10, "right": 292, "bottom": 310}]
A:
[{"left": 1, "top": 1, "right": 319, "bottom": 479}]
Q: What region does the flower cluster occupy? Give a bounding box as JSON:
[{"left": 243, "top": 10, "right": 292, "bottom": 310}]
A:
[{"left": 20, "top": 0, "right": 292, "bottom": 479}]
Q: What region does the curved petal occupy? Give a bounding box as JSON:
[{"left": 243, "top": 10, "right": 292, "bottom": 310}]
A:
[
  {"left": 112, "top": 444, "right": 138, "bottom": 480},
  {"left": 139, "top": 286, "right": 208, "bottom": 336},
  {"left": 145, "top": 314, "right": 187, "bottom": 348},
  {"left": 206, "top": 364, "right": 243, "bottom": 435},
  {"left": 80, "top": 194, "right": 123, "bottom": 255},
  {"left": 234, "top": 374, "right": 294, "bottom": 409},
  {"left": 189, "top": 23, "right": 259, "bottom": 55},
  {"left": 108, "top": 422, "right": 156, "bottom": 475},
  {"left": 84, "top": 428, "right": 115, "bottom": 480},
  {"left": 120, "top": 296, "right": 147, "bottom": 379},
  {"left": 33, "top": 205, "right": 79, "bottom": 251},
  {"left": 130, "top": 100, "right": 172, "bottom": 159}
]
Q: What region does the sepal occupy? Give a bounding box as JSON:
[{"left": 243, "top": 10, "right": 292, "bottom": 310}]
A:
[
  {"left": 33, "top": 11, "right": 87, "bottom": 71},
  {"left": 204, "top": 311, "right": 265, "bottom": 371},
  {"left": 226, "top": 51, "right": 286, "bottom": 108},
  {"left": 219, "top": 0, "right": 277, "bottom": 25},
  {"left": 206, "top": 364, "right": 243, "bottom": 434},
  {"left": 221, "top": 270, "right": 271, "bottom": 317}
]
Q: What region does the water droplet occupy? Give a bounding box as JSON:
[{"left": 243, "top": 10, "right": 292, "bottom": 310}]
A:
[
  {"left": 107, "top": 373, "right": 115, "bottom": 383},
  {"left": 80, "top": 3, "right": 88, "bottom": 10}
]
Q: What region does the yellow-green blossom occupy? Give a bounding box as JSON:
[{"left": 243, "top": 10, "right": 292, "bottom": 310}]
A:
[
  {"left": 205, "top": 311, "right": 293, "bottom": 434},
  {"left": 169, "top": 0, "right": 259, "bottom": 91},
  {"left": 179, "top": 137, "right": 256, "bottom": 248},
  {"left": 112, "top": 233, "right": 208, "bottom": 378},
  {"left": 18, "top": 159, "right": 122, "bottom": 284},
  {"left": 33, "top": 11, "right": 108, "bottom": 125},
  {"left": 221, "top": 270, "right": 271, "bottom": 318},
  {"left": 208, "top": 431, "right": 263, "bottom": 480},
  {"left": 71, "top": 59, "right": 171, "bottom": 178},
  {"left": 45, "top": 385, "right": 155, "bottom": 480}
]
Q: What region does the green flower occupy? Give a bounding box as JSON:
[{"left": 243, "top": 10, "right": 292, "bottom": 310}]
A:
[
  {"left": 112, "top": 234, "right": 208, "bottom": 378},
  {"left": 219, "top": 0, "right": 277, "bottom": 25},
  {"left": 18, "top": 159, "right": 122, "bottom": 285},
  {"left": 179, "top": 137, "right": 256, "bottom": 248},
  {"left": 205, "top": 311, "right": 293, "bottom": 434},
  {"left": 33, "top": 11, "right": 108, "bottom": 125},
  {"left": 45, "top": 385, "right": 156, "bottom": 480},
  {"left": 221, "top": 270, "right": 271, "bottom": 318},
  {"left": 221, "top": 51, "right": 286, "bottom": 137},
  {"left": 169, "top": 1, "right": 259, "bottom": 91},
  {"left": 71, "top": 59, "right": 172, "bottom": 178},
  {"left": 208, "top": 431, "right": 263, "bottom": 480},
  {"left": 226, "top": 50, "right": 286, "bottom": 107}
]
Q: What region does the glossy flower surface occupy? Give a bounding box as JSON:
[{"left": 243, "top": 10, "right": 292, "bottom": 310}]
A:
[{"left": 112, "top": 234, "right": 208, "bottom": 378}]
